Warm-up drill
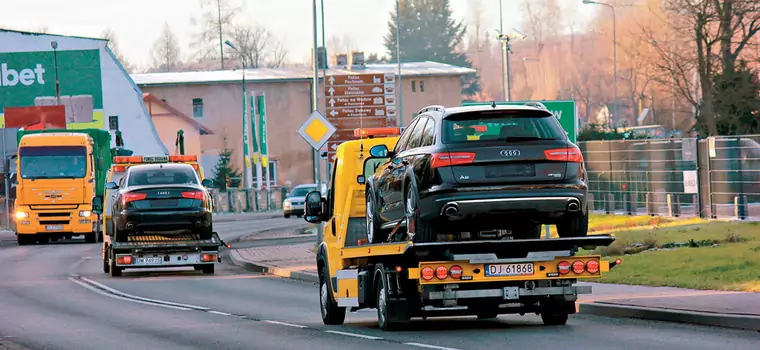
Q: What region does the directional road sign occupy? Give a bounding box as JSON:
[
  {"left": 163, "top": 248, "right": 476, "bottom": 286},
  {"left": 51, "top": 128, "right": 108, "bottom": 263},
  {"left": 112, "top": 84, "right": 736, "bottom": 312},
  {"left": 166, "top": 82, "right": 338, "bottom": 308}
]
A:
[
  {"left": 324, "top": 72, "right": 397, "bottom": 161},
  {"left": 297, "top": 110, "right": 336, "bottom": 150}
]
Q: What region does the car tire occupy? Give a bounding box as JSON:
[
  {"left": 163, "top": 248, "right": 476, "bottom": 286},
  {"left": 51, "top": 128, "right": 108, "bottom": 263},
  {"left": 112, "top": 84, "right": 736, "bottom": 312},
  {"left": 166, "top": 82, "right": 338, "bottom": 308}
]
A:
[
  {"left": 366, "top": 188, "right": 384, "bottom": 244},
  {"left": 556, "top": 212, "right": 589, "bottom": 238},
  {"left": 284, "top": 213, "right": 291, "bottom": 218},
  {"left": 319, "top": 265, "right": 346, "bottom": 325},
  {"left": 404, "top": 183, "right": 435, "bottom": 243},
  {"left": 514, "top": 223, "right": 542, "bottom": 239}
]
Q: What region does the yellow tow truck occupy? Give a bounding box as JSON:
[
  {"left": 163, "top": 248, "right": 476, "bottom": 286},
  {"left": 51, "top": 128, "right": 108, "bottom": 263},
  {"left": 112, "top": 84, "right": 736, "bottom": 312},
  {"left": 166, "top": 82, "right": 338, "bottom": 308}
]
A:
[{"left": 303, "top": 127, "right": 622, "bottom": 330}]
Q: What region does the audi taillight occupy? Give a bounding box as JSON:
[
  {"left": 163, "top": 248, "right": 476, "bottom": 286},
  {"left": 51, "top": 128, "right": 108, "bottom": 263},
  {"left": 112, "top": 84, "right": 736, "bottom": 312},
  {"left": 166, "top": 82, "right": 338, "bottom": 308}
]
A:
[
  {"left": 571, "top": 261, "right": 585, "bottom": 274},
  {"left": 431, "top": 152, "right": 476, "bottom": 169},
  {"left": 586, "top": 260, "right": 600, "bottom": 274},
  {"left": 544, "top": 147, "right": 583, "bottom": 163},
  {"left": 449, "top": 265, "right": 463, "bottom": 279},
  {"left": 557, "top": 261, "right": 571, "bottom": 275},
  {"left": 182, "top": 191, "right": 205, "bottom": 200},
  {"left": 435, "top": 266, "right": 448, "bottom": 280},
  {"left": 421, "top": 267, "right": 435, "bottom": 280},
  {"left": 122, "top": 193, "right": 147, "bottom": 205}
]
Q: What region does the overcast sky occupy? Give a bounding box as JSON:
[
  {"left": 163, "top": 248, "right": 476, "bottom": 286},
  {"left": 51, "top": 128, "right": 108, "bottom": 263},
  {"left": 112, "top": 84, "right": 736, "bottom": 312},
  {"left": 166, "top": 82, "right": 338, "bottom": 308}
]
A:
[{"left": 1, "top": 0, "right": 597, "bottom": 68}]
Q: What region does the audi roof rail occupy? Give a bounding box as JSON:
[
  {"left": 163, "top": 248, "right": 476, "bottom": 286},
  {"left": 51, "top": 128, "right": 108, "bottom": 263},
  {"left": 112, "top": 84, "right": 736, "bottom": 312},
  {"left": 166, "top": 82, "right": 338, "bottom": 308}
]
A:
[{"left": 418, "top": 105, "right": 446, "bottom": 114}]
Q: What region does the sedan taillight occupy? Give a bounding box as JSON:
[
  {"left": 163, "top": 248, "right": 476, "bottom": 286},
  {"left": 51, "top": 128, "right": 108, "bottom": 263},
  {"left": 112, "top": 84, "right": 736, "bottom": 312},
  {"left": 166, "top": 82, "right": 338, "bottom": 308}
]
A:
[{"left": 181, "top": 191, "right": 205, "bottom": 200}]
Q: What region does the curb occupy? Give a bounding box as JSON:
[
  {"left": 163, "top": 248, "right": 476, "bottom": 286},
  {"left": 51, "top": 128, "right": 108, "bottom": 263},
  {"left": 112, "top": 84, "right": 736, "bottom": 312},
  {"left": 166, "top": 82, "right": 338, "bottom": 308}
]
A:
[
  {"left": 579, "top": 302, "right": 760, "bottom": 332},
  {"left": 228, "top": 250, "right": 319, "bottom": 284},
  {"left": 213, "top": 212, "right": 283, "bottom": 222}
]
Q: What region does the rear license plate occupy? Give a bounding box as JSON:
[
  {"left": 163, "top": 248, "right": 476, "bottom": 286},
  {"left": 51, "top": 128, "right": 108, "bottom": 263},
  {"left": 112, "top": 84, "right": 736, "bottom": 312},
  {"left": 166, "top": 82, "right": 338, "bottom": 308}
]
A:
[
  {"left": 150, "top": 199, "right": 178, "bottom": 207},
  {"left": 485, "top": 263, "right": 534, "bottom": 277},
  {"left": 485, "top": 164, "right": 535, "bottom": 178},
  {"left": 45, "top": 225, "right": 63, "bottom": 231},
  {"left": 135, "top": 257, "right": 163, "bottom": 265}
]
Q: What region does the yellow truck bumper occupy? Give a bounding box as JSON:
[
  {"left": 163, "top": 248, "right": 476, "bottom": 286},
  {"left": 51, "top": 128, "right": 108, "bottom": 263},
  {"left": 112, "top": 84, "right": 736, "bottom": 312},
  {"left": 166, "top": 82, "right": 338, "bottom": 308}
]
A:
[{"left": 14, "top": 206, "right": 95, "bottom": 235}]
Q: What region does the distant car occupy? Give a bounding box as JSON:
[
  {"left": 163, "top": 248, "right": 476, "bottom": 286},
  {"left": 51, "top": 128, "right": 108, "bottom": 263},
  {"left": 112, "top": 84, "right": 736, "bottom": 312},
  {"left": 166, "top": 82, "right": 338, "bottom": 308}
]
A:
[
  {"left": 105, "top": 163, "right": 215, "bottom": 242},
  {"left": 365, "top": 103, "right": 588, "bottom": 244},
  {"left": 283, "top": 184, "right": 318, "bottom": 218}
]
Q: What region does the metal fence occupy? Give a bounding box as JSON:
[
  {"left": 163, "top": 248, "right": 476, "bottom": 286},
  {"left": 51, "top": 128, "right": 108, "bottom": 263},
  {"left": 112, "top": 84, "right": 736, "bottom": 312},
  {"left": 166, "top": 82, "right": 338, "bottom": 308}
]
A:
[
  {"left": 209, "top": 187, "right": 291, "bottom": 213},
  {"left": 580, "top": 135, "right": 760, "bottom": 220}
]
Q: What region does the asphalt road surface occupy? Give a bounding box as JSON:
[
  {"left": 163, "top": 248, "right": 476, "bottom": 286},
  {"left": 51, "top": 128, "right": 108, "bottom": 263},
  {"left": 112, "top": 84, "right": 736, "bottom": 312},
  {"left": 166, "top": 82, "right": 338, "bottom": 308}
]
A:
[{"left": 1, "top": 222, "right": 758, "bottom": 349}]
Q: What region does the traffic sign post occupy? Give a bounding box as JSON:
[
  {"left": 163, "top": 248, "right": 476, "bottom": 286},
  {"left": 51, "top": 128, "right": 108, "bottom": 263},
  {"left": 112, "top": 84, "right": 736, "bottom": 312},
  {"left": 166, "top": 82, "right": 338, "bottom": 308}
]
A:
[
  {"left": 461, "top": 100, "right": 579, "bottom": 143},
  {"left": 324, "top": 72, "right": 397, "bottom": 161},
  {"left": 297, "top": 111, "right": 337, "bottom": 151}
]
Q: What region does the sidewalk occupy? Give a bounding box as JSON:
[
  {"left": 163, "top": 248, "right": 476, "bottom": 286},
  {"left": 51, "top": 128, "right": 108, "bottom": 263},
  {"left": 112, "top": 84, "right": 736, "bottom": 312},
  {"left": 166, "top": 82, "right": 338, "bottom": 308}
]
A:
[{"left": 229, "top": 242, "right": 760, "bottom": 331}]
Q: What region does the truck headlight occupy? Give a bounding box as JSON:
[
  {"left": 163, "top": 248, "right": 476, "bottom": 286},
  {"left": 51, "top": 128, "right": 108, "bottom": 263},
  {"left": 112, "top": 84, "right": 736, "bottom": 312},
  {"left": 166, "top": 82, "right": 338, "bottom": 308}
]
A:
[
  {"left": 15, "top": 211, "right": 29, "bottom": 219},
  {"left": 79, "top": 210, "right": 92, "bottom": 217}
]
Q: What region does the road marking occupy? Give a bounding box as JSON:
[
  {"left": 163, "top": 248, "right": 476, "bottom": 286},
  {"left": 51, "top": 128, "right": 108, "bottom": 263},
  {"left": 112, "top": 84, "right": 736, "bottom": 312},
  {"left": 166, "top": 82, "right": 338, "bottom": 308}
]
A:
[
  {"left": 324, "top": 330, "right": 383, "bottom": 340},
  {"left": 77, "top": 277, "right": 210, "bottom": 311},
  {"left": 263, "top": 320, "right": 308, "bottom": 328},
  {"left": 404, "top": 342, "right": 462, "bottom": 350},
  {"left": 208, "top": 311, "right": 233, "bottom": 316},
  {"left": 68, "top": 277, "right": 192, "bottom": 311}
]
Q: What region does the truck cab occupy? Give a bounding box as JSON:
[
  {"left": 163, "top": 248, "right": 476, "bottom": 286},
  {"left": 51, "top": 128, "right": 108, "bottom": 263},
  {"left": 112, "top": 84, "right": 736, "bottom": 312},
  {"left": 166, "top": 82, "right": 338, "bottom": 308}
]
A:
[
  {"left": 14, "top": 132, "right": 102, "bottom": 245},
  {"left": 303, "top": 128, "right": 621, "bottom": 331}
]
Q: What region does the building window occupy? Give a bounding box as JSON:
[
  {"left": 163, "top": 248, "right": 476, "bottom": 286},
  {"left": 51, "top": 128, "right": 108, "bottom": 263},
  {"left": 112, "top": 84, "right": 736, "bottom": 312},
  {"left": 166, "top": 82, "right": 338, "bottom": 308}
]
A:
[
  {"left": 108, "top": 116, "right": 119, "bottom": 131},
  {"left": 252, "top": 160, "right": 278, "bottom": 188},
  {"left": 411, "top": 80, "right": 416, "bottom": 92},
  {"left": 420, "top": 80, "right": 425, "bottom": 92},
  {"left": 193, "top": 98, "right": 203, "bottom": 118}
]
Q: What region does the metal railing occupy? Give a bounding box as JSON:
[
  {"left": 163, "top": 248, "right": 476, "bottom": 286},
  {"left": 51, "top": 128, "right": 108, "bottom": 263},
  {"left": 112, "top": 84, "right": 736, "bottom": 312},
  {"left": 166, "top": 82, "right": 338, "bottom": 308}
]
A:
[
  {"left": 580, "top": 135, "right": 760, "bottom": 220},
  {"left": 209, "top": 187, "right": 291, "bottom": 213}
]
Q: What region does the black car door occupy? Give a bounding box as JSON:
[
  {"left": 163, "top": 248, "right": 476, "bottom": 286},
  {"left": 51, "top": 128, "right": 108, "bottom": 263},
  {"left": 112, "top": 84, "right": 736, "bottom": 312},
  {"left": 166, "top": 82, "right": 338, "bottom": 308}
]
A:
[
  {"left": 386, "top": 117, "right": 428, "bottom": 222},
  {"left": 377, "top": 118, "right": 418, "bottom": 221}
]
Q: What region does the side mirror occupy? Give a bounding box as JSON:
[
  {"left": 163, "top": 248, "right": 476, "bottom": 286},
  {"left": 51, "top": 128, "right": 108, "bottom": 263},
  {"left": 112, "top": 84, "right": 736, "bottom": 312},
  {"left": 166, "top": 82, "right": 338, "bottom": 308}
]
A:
[
  {"left": 201, "top": 178, "right": 214, "bottom": 188},
  {"left": 369, "top": 144, "right": 389, "bottom": 158},
  {"left": 105, "top": 182, "right": 119, "bottom": 190},
  {"left": 357, "top": 175, "right": 366, "bottom": 185},
  {"left": 92, "top": 196, "right": 103, "bottom": 215},
  {"left": 303, "top": 190, "right": 326, "bottom": 223}
]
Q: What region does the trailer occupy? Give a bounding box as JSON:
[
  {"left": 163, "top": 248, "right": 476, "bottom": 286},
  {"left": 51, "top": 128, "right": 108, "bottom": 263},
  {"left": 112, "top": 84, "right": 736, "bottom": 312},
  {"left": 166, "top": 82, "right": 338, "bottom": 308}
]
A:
[{"left": 101, "top": 231, "right": 226, "bottom": 277}]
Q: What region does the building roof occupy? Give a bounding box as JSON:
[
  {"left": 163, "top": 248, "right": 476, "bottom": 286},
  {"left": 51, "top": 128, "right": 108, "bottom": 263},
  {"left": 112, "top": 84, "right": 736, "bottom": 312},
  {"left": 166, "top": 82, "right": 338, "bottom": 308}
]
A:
[
  {"left": 142, "top": 93, "right": 214, "bottom": 135},
  {"left": 0, "top": 28, "right": 107, "bottom": 41},
  {"left": 131, "top": 61, "right": 477, "bottom": 87}
]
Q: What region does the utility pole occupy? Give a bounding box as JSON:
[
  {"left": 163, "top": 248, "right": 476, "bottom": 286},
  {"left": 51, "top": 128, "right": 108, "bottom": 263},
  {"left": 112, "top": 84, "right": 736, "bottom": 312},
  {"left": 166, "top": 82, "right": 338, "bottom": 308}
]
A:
[
  {"left": 218, "top": 0, "right": 224, "bottom": 70},
  {"left": 312, "top": 0, "right": 324, "bottom": 241},
  {"left": 395, "top": 0, "right": 403, "bottom": 126}
]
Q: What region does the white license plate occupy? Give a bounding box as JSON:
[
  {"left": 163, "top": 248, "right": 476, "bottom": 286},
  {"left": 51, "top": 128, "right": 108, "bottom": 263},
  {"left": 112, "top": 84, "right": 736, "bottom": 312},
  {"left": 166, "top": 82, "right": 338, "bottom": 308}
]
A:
[
  {"left": 485, "top": 263, "right": 534, "bottom": 277},
  {"left": 45, "top": 225, "right": 63, "bottom": 231},
  {"left": 135, "top": 257, "right": 163, "bottom": 265}
]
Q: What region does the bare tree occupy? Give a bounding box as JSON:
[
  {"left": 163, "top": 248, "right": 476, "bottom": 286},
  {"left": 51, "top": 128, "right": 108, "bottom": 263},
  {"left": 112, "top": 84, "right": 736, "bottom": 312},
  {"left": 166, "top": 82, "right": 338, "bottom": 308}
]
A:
[
  {"left": 227, "top": 23, "right": 270, "bottom": 68},
  {"left": 34, "top": 25, "right": 50, "bottom": 34},
  {"left": 190, "top": 0, "right": 243, "bottom": 69},
  {"left": 326, "top": 35, "right": 356, "bottom": 65},
  {"left": 267, "top": 40, "right": 289, "bottom": 68},
  {"left": 150, "top": 22, "right": 182, "bottom": 72},
  {"left": 101, "top": 28, "right": 134, "bottom": 73}
]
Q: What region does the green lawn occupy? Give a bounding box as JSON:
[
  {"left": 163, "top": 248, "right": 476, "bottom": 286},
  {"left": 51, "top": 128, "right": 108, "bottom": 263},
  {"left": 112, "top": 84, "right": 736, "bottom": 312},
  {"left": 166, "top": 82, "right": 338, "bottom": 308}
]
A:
[
  {"left": 546, "top": 214, "right": 705, "bottom": 238},
  {"left": 594, "top": 221, "right": 760, "bottom": 292}
]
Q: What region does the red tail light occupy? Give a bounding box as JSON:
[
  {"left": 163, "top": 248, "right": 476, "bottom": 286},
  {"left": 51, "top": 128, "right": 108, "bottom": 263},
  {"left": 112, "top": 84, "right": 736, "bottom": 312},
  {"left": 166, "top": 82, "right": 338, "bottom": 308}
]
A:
[
  {"left": 431, "top": 152, "right": 475, "bottom": 169},
  {"left": 435, "top": 266, "right": 448, "bottom": 280},
  {"left": 586, "top": 260, "right": 600, "bottom": 274},
  {"left": 449, "top": 265, "right": 463, "bottom": 279},
  {"left": 421, "top": 267, "right": 435, "bottom": 280},
  {"left": 182, "top": 191, "right": 205, "bottom": 200},
  {"left": 116, "top": 255, "right": 133, "bottom": 265},
  {"left": 122, "top": 193, "right": 147, "bottom": 205},
  {"left": 557, "top": 261, "right": 571, "bottom": 275},
  {"left": 571, "top": 261, "right": 585, "bottom": 274},
  {"left": 544, "top": 147, "right": 583, "bottom": 162}
]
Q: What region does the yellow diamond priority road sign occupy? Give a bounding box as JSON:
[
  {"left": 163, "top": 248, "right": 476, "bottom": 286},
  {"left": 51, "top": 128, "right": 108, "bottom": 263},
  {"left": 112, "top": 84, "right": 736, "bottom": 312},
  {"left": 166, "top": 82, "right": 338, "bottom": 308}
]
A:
[{"left": 298, "top": 110, "right": 337, "bottom": 150}]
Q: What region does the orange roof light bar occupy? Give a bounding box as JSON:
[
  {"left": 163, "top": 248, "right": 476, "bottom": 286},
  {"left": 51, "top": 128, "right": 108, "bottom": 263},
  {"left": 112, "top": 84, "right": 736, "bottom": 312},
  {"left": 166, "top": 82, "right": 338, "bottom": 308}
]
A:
[
  {"left": 353, "top": 127, "right": 402, "bottom": 138},
  {"left": 112, "top": 155, "right": 198, "bottom": 164}
]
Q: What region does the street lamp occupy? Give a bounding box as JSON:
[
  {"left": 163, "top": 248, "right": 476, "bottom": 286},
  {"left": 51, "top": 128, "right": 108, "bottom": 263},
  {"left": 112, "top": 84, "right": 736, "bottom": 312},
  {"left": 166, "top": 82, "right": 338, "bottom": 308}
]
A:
[
  {"left": 50, "top": 41, "right": 60, "bottom": 105},
  {"left": 583, "top": 0, "right": 617, "bottom": 128},
  {"left": 496, "top": 28, "right": 528, "bottom": 101},
  {"left": 224, "top": 39, "right": 253, "bottom": 189}
]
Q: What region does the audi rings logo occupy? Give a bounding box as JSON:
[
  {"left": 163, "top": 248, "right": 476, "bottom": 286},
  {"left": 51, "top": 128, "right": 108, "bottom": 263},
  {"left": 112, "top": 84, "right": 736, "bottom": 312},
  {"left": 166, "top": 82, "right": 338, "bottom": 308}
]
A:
[{"left": 500, "top": 149, "right": 521, "bottom": 157}]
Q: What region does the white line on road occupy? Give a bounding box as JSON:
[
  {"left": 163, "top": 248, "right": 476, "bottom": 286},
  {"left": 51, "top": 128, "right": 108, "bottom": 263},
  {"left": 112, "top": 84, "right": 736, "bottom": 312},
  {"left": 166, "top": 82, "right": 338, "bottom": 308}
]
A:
[
  {"left": 263, "top": 320, "right": 308, "bottom": 328},
  {"left": 78, "top": 276, "right": 210, "bottom": 311},
  {"left": 208, "top": 311, "right": 233, "bottom": 316},
  {"left": 403, "top": 342, "right": 462, "bottom": 350},
  {"left": 324, "top": 330, "right": 383, "bottom": 340},
  {"left": 68, "top": 277, "right": 192, "bottom": 311}
]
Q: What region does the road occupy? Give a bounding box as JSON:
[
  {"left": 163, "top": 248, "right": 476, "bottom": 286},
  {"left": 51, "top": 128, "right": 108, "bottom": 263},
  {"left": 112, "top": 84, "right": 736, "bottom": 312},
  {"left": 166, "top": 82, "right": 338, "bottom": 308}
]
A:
[{"left": 1, "top": 220, "right": 758, "bottom": 350}]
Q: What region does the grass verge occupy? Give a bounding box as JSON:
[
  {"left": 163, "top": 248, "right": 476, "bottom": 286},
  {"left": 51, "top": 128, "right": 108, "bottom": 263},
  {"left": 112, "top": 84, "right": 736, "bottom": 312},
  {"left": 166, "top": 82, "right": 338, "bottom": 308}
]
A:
[
  {"left": 546, "top": 214, "right": 705, "bottom": 238},
  {"left": 593, "top": 220, "right": 760, "bottom": 292}
]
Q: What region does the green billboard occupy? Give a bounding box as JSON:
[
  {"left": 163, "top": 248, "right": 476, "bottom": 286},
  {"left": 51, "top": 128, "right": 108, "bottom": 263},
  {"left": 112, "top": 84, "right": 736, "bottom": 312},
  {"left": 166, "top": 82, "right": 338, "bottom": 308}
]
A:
[
  {"left": 461, "top": 100, "right": 578, "bottom": 143},
  {"left": 0, "top": 49, "right": 104, "bottom": 129}
]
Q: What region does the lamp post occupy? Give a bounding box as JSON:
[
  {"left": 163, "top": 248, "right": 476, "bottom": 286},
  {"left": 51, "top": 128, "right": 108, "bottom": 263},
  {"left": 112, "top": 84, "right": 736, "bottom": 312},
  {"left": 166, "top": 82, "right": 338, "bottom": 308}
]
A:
[
  {"left": 583, "top": 0, "right": 617, "bottom": 128},
  {"left": 224, "top": 40, "right": 252, "bottom": 189},
  {"left": 50, "top": 41, "right": 60, "bottom": 105},
  {"left": 311, "top": 0, "right": 324, "bottom": 244},
  {"left": 395, "top": 0, "right": 403, "bottom": 126},
  {"left": 498, "top": 0, "right": 505, "bottom": 101},
  {"left": 496, "top": 28, "right": 528, "bottom": 102}
]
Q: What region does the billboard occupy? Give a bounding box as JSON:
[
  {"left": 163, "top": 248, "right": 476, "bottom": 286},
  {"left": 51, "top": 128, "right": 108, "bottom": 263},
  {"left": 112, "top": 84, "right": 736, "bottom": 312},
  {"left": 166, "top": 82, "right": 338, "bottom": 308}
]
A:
[{"left": 0, "top": 49, "right": 105, "bottom": 129}]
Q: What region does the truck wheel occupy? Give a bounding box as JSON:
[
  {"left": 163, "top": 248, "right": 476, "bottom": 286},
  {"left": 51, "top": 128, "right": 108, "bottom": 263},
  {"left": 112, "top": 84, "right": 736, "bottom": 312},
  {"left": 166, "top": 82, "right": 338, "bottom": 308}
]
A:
[
  {"left": 404, "top": 184, "right": 434, "bottom": 243},
  {"left": 108, "top": 249, "right": 122, "bottom": 277},
  {"left": 376, "top": 265, "right": 410, "bottom": 331},
  {"left": 556, "top": 213, "right": 589, "bottom": 238},
  {"left": 365, "top": 189, "right": 384, "bottom": 244},
  {"left": 540, "top": 300, "right": 569, "bottom": 326},
  {"left": 85, "top": 231, "right": 97, "bottom": 244},
  {"left": 319, "top": 266, "right": 346, "bottom": 325},
  {"left": 103, "top": 246, "right": 110, "bottom": 274},
  {"left": 201, "top": 264, "right": 215, "bottom": 274}
]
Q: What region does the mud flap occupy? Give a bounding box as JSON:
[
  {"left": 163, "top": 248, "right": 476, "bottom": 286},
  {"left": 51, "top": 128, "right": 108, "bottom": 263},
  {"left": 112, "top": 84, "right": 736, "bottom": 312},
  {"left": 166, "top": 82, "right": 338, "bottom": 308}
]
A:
[{"left": 337, "top": 269, "right": 359, "bottom": 307}]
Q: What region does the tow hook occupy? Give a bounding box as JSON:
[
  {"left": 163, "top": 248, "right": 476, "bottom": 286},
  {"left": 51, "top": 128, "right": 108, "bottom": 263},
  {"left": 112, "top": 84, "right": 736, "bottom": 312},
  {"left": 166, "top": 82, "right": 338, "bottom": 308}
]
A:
[{"left": 609, "top": 258, "right": 623, "bottom": 270}]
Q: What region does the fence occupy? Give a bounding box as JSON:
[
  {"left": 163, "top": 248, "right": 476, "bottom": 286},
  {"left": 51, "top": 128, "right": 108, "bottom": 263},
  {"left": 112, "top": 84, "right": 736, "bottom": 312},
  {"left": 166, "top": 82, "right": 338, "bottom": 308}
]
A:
[
  {"left": 580, "top": 135, "right": 760, "bottom": 220},
  {"left": 209, "top": 187, "right": 291, "bottom": 213}
]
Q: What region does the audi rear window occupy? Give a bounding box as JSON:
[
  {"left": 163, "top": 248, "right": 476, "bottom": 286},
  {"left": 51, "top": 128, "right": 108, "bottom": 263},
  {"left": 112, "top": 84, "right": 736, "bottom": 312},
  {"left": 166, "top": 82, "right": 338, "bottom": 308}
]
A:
[
  {"left": 442, "top": 111, "right": 566, "bottom": 143},
  {"left": 127, "top": 167, "right": 198, "bottom": 186}
]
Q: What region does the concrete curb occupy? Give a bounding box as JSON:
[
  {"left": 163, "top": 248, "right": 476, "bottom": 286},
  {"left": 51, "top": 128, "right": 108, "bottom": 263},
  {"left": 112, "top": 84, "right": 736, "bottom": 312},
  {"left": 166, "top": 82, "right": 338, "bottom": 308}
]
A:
[
  {"left": 228, "top": 250, "right": 319, "bottom": 284},
  {"left": 579, "top": 302, "right": 760, "bottom": 332},
  {"left": 213, "top": 212, "right": 283, "bottom": 222}
]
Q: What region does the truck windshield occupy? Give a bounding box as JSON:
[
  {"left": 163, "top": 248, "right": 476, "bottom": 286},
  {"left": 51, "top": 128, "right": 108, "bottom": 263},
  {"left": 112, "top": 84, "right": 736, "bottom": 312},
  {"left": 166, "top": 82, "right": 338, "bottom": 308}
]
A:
[{"left": 18, "top": 146, "right": 87, "bottom": 179}]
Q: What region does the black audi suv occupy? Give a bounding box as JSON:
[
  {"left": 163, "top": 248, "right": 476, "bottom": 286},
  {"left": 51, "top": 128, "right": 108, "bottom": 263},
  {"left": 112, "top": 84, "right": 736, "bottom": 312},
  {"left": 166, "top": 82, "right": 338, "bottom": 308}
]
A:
[
  {"left": 365, "top": 103, "right": 588, "bottom": 244},
  {"left": 106, "top": 163, "right": 214, "bottom": 242}
]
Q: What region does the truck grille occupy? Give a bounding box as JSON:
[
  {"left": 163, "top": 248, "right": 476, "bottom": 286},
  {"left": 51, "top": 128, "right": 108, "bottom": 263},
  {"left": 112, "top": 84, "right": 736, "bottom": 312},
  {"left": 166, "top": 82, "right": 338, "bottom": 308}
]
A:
[
  {"left": 38, "top": 212, "right": 71, "bottom": 217},
  {"left": 40, "top": 220, "right": 69, "bottom": 225}
]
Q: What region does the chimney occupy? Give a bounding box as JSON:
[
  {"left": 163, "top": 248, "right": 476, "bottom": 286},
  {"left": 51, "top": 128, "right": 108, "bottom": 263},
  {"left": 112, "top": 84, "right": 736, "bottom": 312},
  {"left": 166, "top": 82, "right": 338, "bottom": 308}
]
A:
[
  {"left": 311, "top": 46, "right": 328, "bottom": 70},
  {"left": 348, "top": 51, "right": 365, "bottom": 70},
  {"left": 335, "top": 54, "right": 348, "bottom": 68}
]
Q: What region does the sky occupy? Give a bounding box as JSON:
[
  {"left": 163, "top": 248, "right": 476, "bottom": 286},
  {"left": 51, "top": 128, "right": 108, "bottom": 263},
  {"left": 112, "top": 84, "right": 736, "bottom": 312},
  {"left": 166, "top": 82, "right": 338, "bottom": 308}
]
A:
[{"left": 1, "top": 0, "right": 598, "bottom": 69}]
